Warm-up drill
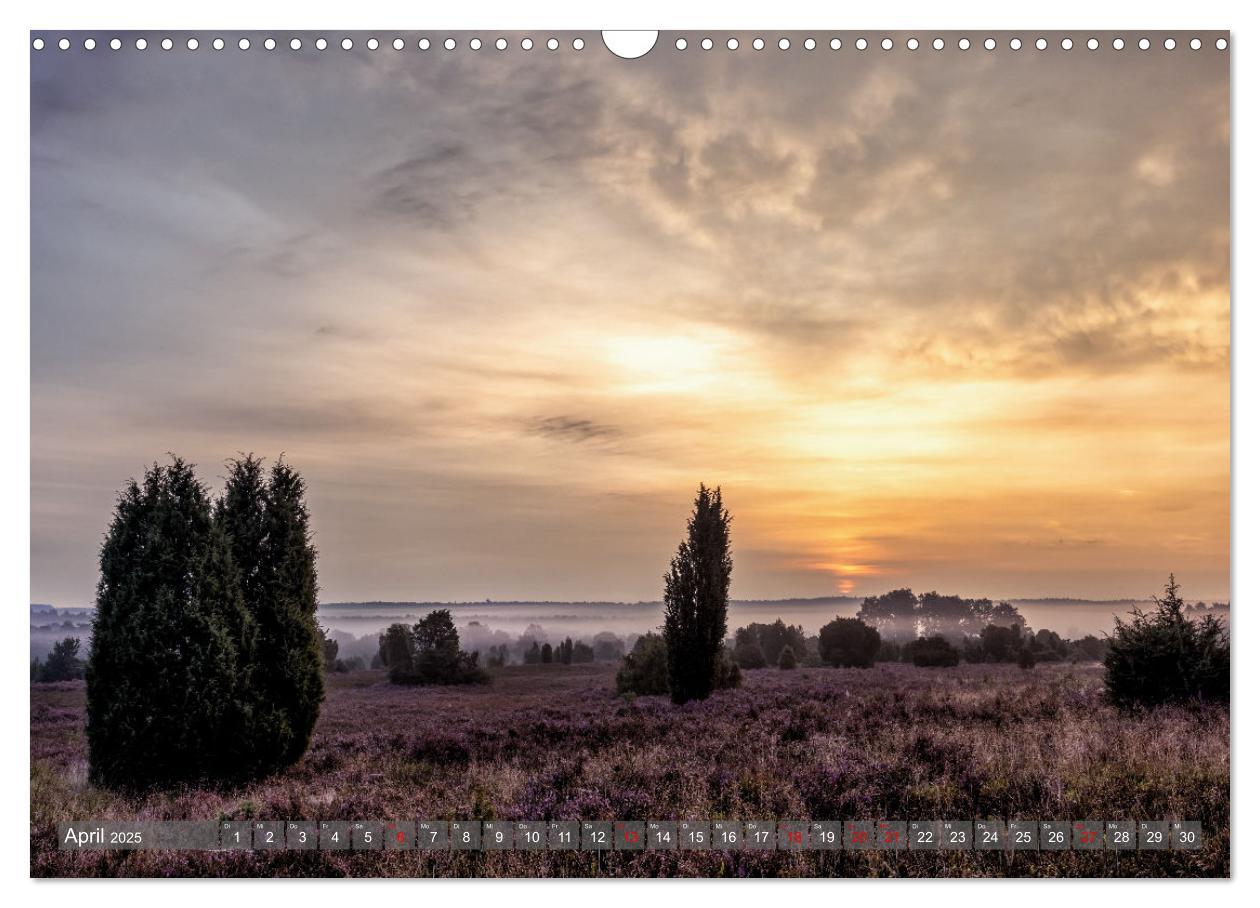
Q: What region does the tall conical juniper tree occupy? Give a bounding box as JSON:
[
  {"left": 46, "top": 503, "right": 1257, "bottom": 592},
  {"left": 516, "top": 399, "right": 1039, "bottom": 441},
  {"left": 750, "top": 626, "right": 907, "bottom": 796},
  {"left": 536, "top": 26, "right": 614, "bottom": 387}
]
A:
[
  {"left": 217, "top": 455, "right": 324, "bottom": 774},
  {"left": 662, "top": 484, "right": 732, "bottom": 704},
  {"left": 87, "top": 459, "right": 257, "bottom": 789}
]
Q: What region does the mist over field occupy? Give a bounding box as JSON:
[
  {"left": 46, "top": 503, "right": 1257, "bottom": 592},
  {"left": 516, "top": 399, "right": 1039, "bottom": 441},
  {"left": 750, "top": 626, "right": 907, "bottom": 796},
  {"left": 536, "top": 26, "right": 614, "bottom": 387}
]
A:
[{"left": 31, "top": 596, "right": 1230, "bottom": 664}]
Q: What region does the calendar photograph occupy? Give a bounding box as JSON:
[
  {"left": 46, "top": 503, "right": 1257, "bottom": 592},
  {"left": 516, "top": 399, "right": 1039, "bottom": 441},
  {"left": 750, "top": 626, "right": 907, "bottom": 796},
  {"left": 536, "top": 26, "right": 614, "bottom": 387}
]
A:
[{"left": 29, "top": 29, "right": 1230, "bottom": 878}]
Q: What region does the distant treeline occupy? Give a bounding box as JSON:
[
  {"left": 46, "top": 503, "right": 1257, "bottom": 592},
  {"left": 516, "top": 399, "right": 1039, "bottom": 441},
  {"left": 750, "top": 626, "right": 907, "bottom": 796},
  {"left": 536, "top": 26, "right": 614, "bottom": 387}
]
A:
[{"left": 727, "top": 607, "right": 1109, "bottom": 671}]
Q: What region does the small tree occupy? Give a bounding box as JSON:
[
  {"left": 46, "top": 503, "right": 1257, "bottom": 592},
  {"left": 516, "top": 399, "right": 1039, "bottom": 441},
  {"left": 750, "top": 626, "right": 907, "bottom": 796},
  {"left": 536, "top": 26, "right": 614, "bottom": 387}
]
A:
[
  {"left": 1105, "top": 575, "right": 1229, "bottom": 709},
  {"left": 541, "top": 642, "right": 554, "bottom": 664},
  {"left": 662, "top": 485, "right": 732, "bottom": 704},
  {"left": 1017, "top": 646, "right": 1036, "bottom": 670},
  {"left": 572, "top": 641, "right": 595, "bottom": 663},
  {"left": 778, "top": 644, "right": 798, "bottom": 670},
  {"left": 40, "top": 637, "right": 86, "bottom": 682},
  {"left": 818, "top": 617, "right": 881, "bottom": 668}
]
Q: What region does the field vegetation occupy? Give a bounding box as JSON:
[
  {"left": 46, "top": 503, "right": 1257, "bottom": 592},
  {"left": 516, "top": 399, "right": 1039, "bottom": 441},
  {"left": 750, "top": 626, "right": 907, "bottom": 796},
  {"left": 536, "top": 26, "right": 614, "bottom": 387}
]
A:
[{"left": 32, "top": 661, "right": 1227, "bottom": 877}]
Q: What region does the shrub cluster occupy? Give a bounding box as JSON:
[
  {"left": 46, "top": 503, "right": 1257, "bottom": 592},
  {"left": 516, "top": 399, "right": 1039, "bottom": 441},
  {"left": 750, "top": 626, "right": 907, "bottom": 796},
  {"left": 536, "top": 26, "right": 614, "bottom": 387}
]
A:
[
  {"left": 86, "top": 455, "right": 323, "bottom": 790},
  {"left": 731, "top": 619, "right": 809, "bottom": 669},
  {"left": 379, "top": 610, "right": 488, "bottom": 685}
]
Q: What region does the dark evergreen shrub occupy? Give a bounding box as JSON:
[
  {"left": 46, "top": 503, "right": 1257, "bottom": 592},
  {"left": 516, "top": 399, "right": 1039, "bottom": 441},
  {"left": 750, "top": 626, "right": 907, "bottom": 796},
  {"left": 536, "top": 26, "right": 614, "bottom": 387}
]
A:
[
  {"left": 778, "top": 644, "right": 798, "bottom": 670},
  {"left": 87, "top": 459, "right": 256, "bottom": 789},
  {"left": 662, "top": 485, "right": 732, "bottom": 704},
  {"left": 218, "top": 456, "right": 324, "bottom": 773},
  {"left": 818, "top": 616, "right": 881, "bottom": 668},
  {"left": 1105, "top": 575, "right": 1229, "bottom": 709}
]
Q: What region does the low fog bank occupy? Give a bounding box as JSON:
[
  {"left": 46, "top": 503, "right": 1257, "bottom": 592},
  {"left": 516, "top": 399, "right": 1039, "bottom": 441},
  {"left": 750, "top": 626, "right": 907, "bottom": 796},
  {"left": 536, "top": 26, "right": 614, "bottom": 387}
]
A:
[{"left": 29, "top": 596, "right": 1231, "bottom": 664}]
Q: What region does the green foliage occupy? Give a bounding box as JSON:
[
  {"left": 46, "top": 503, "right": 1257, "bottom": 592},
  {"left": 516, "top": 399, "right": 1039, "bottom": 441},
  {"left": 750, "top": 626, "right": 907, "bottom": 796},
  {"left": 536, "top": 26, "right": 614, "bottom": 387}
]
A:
[
  {"left": 87, "top": 459, "right": 257, "bottom": 789},
  {"left": 777, "top": 644, "right": 798, "bottom": 670},
  {"left": 557, "top": 638, "right": 574, "bottom": 665},
  {"left": 616, "top": 632, "right": 670, "bottom": 696},
  {"left": 662, "top": 485, "right": 733, "bottom": 704},
  {"left": 905, "top": 635, "right": 960, "bottom": 667},
  {"left": 818, "top": 616, "right": 881, "bottom": 668},
  {"left": 86, "top": 454, "right": 328, "bottom": 789},
  {"left": 1017, "top": 647, "right": 1036, "bottom": 670},
  {"left": 571, "top": 640, "right": 595, "bottom": 663},
  {"left": 541, "top": 642, "right": 554, "bottom": 664},
  {"left": 1105, "top": 575, "right": 1229, "bottom": 710},
  {"left": 387, "top": 610, "right": 488, "bottom": 685},
  {"left": 218, "top": 456, "right": 325, "bottom": 772},
  {"left": 36, "top": 637, "right": 86, "bottom": 682},
  {"left": 618, "top": 631, "right": 740, "bottom": 696}
]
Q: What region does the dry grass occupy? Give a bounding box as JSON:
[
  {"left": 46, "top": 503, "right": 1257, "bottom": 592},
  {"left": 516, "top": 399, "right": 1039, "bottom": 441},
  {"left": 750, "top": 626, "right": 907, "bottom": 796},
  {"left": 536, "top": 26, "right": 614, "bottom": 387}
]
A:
[{"left": 30, "top": 662, "right": 1228, "bottom": 877}]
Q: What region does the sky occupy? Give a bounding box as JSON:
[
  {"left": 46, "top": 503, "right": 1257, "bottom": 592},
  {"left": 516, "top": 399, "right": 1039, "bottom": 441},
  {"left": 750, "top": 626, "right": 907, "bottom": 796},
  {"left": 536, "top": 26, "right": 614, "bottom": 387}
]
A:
[{"left": 31, "top": 32, "right": 1230, "bottom": 606}]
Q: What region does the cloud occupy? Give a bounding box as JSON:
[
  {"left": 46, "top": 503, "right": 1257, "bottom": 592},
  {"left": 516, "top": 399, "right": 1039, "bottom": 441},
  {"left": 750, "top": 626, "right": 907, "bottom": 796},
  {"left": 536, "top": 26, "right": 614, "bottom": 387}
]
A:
[
  {"left": 527, "top": 416, "right": 619, "bottom": 444},
  {"left": 29, "top": 34, "right": 1231, "bottom": 605}
]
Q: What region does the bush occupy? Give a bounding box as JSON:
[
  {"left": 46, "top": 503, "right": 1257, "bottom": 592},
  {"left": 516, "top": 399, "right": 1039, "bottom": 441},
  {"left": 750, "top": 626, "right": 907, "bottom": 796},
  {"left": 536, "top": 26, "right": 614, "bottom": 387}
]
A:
[
  {"left": 874, "top": 640, "right": 902, "bottom": 662},
  {"left": 616, "top": 632, "right": 670, "bottom": 696},
  {"left": 905, "top": 635, "right": 960, "bottom": 667},
  {"left": 778, "top": 644, "right": 798, "bottom": 670},
  {"left": 1017, "top": 647, "right": 1036, "bottom": 670},
  {"left": 87, "top": 459, "right": 257, "bottom": 789},
  {"left": 1105, "top": 575, "right": 1229, "bottom": 709},
  {"left": 571, "top": 641, "right": 595, "bottom": 663},
  {"left": 818, "top": 617, "right": 881, "bottom": 668}
]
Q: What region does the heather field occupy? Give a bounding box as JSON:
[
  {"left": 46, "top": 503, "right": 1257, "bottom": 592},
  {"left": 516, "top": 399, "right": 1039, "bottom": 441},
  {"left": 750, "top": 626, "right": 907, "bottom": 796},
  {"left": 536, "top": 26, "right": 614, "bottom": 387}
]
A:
[{"left": 31, "top": 663, "right": 1228, "bottom": 878}]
